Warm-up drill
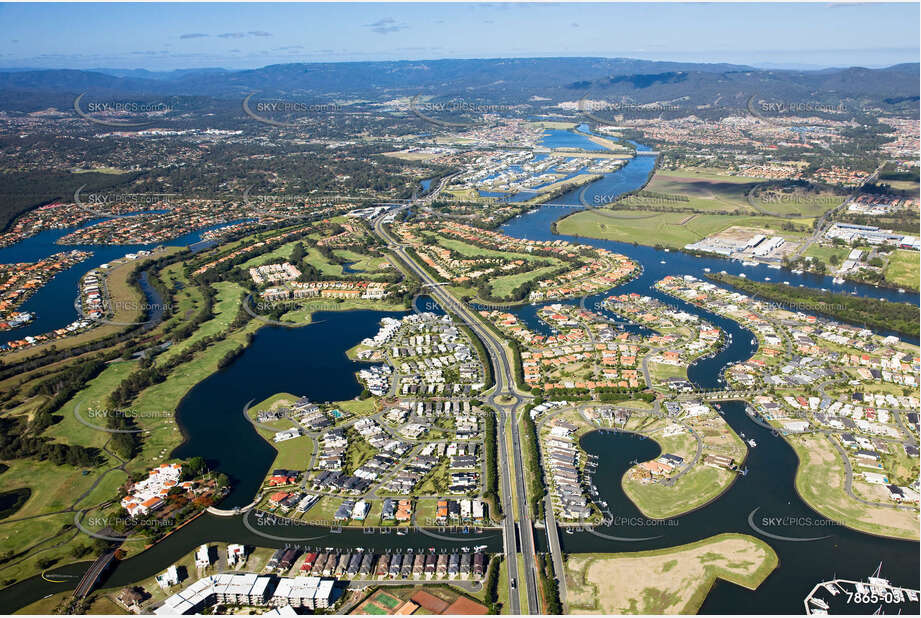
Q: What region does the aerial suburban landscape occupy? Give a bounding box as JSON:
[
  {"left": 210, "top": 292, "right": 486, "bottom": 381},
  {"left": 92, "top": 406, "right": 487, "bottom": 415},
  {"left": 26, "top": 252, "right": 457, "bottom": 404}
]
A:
[{"left": 0, "top": 1, "right": 919, "bottom": 616}]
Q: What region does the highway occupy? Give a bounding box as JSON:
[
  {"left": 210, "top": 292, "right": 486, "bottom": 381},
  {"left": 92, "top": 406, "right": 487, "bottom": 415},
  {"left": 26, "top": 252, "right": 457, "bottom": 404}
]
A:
[{"left": 373, "top": 195, "right": 544, "bottom": 614}]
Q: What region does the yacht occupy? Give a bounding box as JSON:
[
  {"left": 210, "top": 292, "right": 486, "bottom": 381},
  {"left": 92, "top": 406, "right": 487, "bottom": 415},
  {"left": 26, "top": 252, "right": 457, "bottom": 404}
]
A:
[
  {"left": 764, "top": 277, "right": 771, "bottom": 281},
  {"left": 821, "top": 583, "right": 840, "bottom": 596},
  {"left": 660, "top": 260, "right": 666, "bottom": 264},
  {"left": 768, "top": 264, "right": 781, "bottom": 269},
  {"left": 748, "top": 439, "right": 757, "bottom": 447},
  {"left": 783, "top": 281, "right": 790, "bottom": 285},
  {"left": 739, "top": 273, "right": 747, "bottom": 278},
  {"left": 703, "top": 267, "right": 711, "bottom": 273},
  {"left": 809, "top": 597, "right": 830, "bottom": 610},
  {"left": 832, "top": 277, "right": 845, "bottom": 284}
]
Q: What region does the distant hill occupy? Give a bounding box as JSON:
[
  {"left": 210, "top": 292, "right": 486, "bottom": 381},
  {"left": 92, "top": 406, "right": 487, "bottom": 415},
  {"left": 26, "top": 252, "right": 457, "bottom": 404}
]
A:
[{"left": 0, "top": 57, "right": 916, "bottom": 114}]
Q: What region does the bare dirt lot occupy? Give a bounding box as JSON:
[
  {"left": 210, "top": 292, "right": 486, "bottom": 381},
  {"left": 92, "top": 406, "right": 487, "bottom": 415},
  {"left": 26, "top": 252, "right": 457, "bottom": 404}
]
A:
[{"left": 564, "top": 534, "right": 778, "bottom": 614}]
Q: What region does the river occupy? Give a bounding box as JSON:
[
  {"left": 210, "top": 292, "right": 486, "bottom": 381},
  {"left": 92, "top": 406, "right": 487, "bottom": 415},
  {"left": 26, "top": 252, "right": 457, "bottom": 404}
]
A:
[{"left": 0, "top": 135, "right": 917, "bottom": 613}]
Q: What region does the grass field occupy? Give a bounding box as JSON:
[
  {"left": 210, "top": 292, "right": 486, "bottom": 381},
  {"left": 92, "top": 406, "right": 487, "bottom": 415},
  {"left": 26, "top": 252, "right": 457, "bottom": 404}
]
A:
[
  {"left": 884, "top": 249, "right": 920, "bottom": 290},
  {"left": 564, "top": 533, "right": 778, "bottom": 614},
  {"left": 621, "top": 412, "right": 746, "bottom": 519},
  {"left": 557, "top": 209, "right": 812, "bottom": 249},
  {"left": 490, "top": 265, "right": 560, "bottom": 298},
  {"left": 789, "top": 433, "right": 919, "bottom": 540},
  {"left": 636, "top": 169, "right": 842, "bottom": 218},
  {"left": 637, "top": 170, "right": 763, "bottom": 213}
]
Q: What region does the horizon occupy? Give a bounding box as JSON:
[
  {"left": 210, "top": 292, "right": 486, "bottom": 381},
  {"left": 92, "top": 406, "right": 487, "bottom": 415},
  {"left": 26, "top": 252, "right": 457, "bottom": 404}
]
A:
[{"left": 1, "top": 2, "right": 918, "bottom": 71}]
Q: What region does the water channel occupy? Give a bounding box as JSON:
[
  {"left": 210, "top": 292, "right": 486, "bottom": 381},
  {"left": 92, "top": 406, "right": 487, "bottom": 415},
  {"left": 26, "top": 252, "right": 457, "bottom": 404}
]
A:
[{"left": 0, "top": 135, "right": 917, "bottom": 612}]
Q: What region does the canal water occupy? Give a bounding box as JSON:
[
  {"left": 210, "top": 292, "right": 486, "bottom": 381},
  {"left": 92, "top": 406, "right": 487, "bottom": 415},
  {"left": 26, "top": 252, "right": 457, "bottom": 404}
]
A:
[
  {"left": 171, "top": 307, "right": 407, "bottom": 507},
  {"left": 0, "top": 136, "right": 918, "bottom": 612},
  {"left": 495, "top": 146, "right": 919, "bottom": 613},
  {"left": 0, "top": 220, "right": 239, "bottom": 348}
]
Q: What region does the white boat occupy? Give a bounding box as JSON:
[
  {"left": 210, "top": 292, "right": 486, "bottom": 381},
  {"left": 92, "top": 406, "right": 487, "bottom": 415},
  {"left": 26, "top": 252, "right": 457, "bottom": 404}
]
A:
[
  {"left": 742, "top": 260, "right": 757, "bottom": 267},
  {"left": 764, "top": 277, "right": 771, "bottom": 281},
  {"left": 906, "top": 589, "right": 918, "bottom": 602},
  {"left": 664, "top": 248, "right": 670, "bottom": 252},
  {"left": 809, "top": 597, "right": 829, "bottom": 610},
  {"left": 792, "top": 269, "right": 804, "bottom": 274},
  {"left": 822, "top": 583, "right": 839, "bottom": 596},
  {"left": 832, "top": 277, "right": 844, "bottom": 284},
  {"left": 783, "top": 281, "right": 790, "bottom": 285},
  {"left": 739, "top": 273, "right": 747, "bottom": 278},
  {"left": 660, "top": 260, "right": 666, "bottom": 264},
  {"left": 809, "top": 609, "right": 828, "bottom": 615},
  {"left": 768, "top": 264, "right": 781, "bottom": 269},
  {"left": 898, "top": 288, "right": 905, "bottom": 293},
  {"left": 703, "top": 267, "right": 711, "bottom": 272},
  {"left": 747, "top": 439, "right": 757, "bottom": 447}
]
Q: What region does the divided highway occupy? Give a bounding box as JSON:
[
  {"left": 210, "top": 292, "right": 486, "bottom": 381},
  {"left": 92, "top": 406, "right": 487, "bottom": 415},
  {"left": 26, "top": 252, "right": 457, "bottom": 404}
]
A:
[{"left": 373, "top": 203, "right": 544, "bottom": 614}]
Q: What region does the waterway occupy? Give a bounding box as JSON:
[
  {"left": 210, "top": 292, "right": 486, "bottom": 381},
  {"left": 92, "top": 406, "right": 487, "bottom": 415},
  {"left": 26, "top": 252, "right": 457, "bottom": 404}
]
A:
[
  {"left": 495, "top": 146, "right": 920, "bottom": 613},
  {"left": 0, "top": 219, "right": 240, "bottom": 348},
  {"left": 0, "top": 137, "right": 918, "bottom": 612}
]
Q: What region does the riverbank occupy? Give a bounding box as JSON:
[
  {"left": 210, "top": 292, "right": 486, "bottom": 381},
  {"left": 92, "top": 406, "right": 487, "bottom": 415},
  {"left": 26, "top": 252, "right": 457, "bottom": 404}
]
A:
[{"left": 708, "top": 272, "right": 919, "bottom": 338}]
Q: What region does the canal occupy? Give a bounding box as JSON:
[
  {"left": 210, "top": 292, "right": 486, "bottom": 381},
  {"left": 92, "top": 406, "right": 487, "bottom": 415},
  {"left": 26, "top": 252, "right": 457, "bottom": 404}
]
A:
[{"left": 0, "top": 136, "right": 917, "bottom": 613}]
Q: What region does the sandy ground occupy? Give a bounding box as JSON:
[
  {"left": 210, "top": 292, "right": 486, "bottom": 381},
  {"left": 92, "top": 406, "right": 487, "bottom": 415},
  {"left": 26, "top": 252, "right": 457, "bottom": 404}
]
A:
[{"left": 564, "top": 535, "right": 777, "bottom": 614}]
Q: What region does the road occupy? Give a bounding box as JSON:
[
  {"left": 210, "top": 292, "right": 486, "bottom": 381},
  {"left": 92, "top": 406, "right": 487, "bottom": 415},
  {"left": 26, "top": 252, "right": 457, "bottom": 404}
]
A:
[
  {"left": 373, "top": 200, "right": 543, "bottom": 614},
  {"left": 793, "top": 161, "right": 886, "bottom": 259}
]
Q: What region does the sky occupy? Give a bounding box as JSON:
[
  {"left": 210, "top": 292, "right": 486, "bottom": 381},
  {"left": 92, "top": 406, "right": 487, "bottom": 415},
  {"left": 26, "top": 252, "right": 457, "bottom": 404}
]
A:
[{"left": 0, "top": 2, "right": 918, "bottom": 71}]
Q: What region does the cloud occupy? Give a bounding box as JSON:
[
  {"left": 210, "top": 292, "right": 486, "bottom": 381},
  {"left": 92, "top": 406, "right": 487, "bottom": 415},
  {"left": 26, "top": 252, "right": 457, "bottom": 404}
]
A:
[
  {"left": 572, "top": 22, "right": 580, "bottom": 28},
  {"left": 248, "top": 31, "right": 272, "bottom": 37},
  {"left": 364, "top": 17, "right": 408, "bottom": 35},
  {"left": 180, "top": 33, "right": 209, "bottom": 39},
  {"left": 218, "top": 32, "right": 247, "bottom": 39}
]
